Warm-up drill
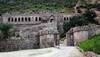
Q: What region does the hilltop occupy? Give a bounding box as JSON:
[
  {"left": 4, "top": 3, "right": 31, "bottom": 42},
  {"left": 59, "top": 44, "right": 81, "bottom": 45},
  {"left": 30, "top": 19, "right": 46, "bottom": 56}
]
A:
[{"left": 0, "top": 0, "right": 78, "bottom": 13}]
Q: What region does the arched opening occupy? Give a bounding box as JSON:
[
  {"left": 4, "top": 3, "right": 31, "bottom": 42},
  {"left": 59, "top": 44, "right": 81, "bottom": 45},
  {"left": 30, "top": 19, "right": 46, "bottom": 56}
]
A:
[
  {"left": 39, "top": 17, "right": 41, "bottom": 21},
  {"left": 15, "top": 18, "right": 17, "bottom": 22},
  {"left": 50, "top": 19, "right": 54, "bottom": 22},
  {"left": 8, "top": 18, "right": 10, "bottom": 22},
  {"left": 64, "top": 17, "right": 66, "bottom": 21},
  {"left": 18, "top": 18, "right": 20, "bottom": 22},
  {"left": 49, "top": 15, "right": 55, "bottom": 22},
  {"left": 25, "top": 17, "right": 27, "bottom": 22},
  {"left": 35, "top": 17, "right": 38, "bottom": 21},
  {"left": 11, "top": 18, "right": 13, "bottom": 22},
  {"left": 22, "top": 17, "right": 24, "bottom": 22},
  {"left": 67, "top": 17, "right": 69, "bottom": 20},
  {"left": 28, "top": 17, "right": 31, "bottom": 22}
]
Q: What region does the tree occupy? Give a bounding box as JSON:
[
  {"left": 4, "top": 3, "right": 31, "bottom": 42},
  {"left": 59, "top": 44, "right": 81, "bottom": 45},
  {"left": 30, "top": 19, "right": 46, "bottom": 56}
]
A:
[
  {"left": 64, "top": 0, "right": 77, "bottom": 8},
  {"left": 86, "top": 3, "right": 100, "bottom": 9},
  {"left": 62, "top": 15, "right": 87, "bottom": 37},
  {"left": 62, "top": 10, "right": 98, "bottom": 37},
  {"left": 82, "top": 10, "right": 97, "bottom": 24},
  {"left": 0, "top": 23, "right": 13, "bottom": 40}
]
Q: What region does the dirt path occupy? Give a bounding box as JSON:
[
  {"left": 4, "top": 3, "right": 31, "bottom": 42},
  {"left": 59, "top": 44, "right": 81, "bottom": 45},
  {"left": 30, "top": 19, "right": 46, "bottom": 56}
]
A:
[{"left": 0, "top": 46, "right": 84, "bottom": 57}]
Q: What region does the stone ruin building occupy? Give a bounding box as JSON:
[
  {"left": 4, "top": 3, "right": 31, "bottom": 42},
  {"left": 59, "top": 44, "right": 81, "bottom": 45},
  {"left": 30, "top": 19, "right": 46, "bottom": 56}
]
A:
[{"left": 0, "top": 12, "right": 75, "bottom": 51}]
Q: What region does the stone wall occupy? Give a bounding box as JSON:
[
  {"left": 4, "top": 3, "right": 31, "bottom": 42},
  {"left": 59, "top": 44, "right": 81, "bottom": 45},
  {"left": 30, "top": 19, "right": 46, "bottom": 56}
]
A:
[
  {"left": 39, "top": 32, "right": 59, "bottom": 48},
  {"left": 0, "top": 22, "right": 60, "bottom": 52},
  {"left": 0, "top": 37, "right": 39, "bottom": 52},
  {"left": 1, "top": 12, "right": 75, "bottom": 25},
  {"left": 39, "top": 22, "right": 59, "bottom": 48},
  {"left": 0, "top": 12, "right": 75, "bottom": 51},
  {"left": 66, "top": 25, "right": 100, "bottom": 46}
]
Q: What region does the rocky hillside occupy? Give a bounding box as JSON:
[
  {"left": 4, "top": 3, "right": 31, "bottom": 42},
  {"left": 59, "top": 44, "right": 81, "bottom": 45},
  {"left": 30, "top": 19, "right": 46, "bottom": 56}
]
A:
[
  {"left": 85, "top": 0, "right": 100, "bottom": 4},
  {"left": 0, "top": 0, "right": 99, "bottom": 14},
  {"left": 0, "top": 0, "right": 78, "bottom": 13}
]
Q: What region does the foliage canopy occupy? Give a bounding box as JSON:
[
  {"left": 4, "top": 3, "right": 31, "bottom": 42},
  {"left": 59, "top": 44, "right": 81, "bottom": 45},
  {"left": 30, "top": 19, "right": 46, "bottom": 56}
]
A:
[{"left": 0, "top": 23, "right": 13, "bottom": 40}]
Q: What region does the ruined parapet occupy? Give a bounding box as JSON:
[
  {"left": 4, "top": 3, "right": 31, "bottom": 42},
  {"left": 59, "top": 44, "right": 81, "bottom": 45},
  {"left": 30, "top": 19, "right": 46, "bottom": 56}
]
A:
[
  {"left": 39, "top": 26, "right": 59, "bottom": 48},
  {"left": 66, "top": 25, "right": 100, "bottom": 46}
]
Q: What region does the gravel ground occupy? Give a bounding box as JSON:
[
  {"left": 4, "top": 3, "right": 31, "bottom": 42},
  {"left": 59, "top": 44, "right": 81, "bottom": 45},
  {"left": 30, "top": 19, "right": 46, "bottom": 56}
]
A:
[{"left": 0, "top": 46, "right": 84, "bottom": 57}]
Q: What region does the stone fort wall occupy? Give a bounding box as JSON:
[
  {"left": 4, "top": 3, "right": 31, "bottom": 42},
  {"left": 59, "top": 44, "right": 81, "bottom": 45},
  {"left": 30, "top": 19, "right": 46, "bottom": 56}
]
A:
[
  {"left": 0, "top": 22, "right": 59, "bottom": 52},
  {"left": 0, "top": 38, "right": 39, "bottom": 52},
  {"left": 66, "top": 25, "right": 100, "bottom": 46},
  {"left": 0, "top": 12, "right": 75, "bottom": 51},
  {"left": 1, "top": 13, "right": 75, "bottom": 25}
]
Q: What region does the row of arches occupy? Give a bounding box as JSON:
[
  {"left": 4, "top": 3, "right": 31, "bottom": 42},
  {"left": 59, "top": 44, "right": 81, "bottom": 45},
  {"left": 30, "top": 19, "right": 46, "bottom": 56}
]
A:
[
  {"left": 7, "top": 16, "right": 72, "bottom": 23},
  {"left": 8, "top": 17, "right": 42, "bottom": 22},
  {"left": 63, "top": 17, "right": 72, "bottom": 21}
]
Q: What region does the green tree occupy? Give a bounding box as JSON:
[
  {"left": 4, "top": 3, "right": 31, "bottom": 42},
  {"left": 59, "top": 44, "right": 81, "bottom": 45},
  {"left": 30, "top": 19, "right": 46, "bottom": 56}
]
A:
[
  {"left": 64, "top": 0, "right": 77, "bottom": 8},
  {"left": 0, "top": 23, "right": 13, "bottom": 40},
  {"left": 82, "top": 11, "right": 97, "bottom": 24},
  {"left": 62, "top": 10, "right": 98, "bottom": 37},
  {"left": 86, "top": 3, "right": 100, "bottom": 9}
]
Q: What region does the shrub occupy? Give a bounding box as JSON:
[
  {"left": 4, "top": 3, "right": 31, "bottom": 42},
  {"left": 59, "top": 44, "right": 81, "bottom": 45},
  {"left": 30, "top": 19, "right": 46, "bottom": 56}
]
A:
[
  {"left": 62, "top": 10, "right": 98, "bottom": 38},
  {"left": 0, "top": 23, "right": 13, "bottom": 40},
  {"left": 79, "top": 34, "right": 100, "bottom": 54}
]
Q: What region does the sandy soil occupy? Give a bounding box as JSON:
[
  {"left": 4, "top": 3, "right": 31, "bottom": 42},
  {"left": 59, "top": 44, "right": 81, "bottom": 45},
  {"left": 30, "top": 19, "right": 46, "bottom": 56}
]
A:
[{"left": 0, "top": 46, "right": 84, "bottom": 57}]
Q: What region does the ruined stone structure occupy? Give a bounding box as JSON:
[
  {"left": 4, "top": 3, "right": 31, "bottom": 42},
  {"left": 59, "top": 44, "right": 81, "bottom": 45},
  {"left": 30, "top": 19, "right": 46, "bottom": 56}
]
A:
[
  {"left": 39, "top": 23, "right": 59, "bottom": 48},
  {"left": 0, "top": 12, "right": 74, "bottom": 51},
  {"left": 66, "top": 25, "right": 100, "bottom": 46}
]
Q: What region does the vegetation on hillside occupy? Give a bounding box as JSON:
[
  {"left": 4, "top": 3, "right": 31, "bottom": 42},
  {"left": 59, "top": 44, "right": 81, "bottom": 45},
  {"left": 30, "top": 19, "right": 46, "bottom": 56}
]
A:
[
  {"left": 86, "top": 3, "right": 100, "bottom": 9},
  {"left": 0, "top": 0, "right": 78, "bottom": 14},
  {"left": 79, "top": 34, "right": 100, "bottom": 54},
  {"left": 0, "top": 23, "right": 13, "bottom": 40},
  {"left": 60, "top": 10, "right": 98, "bottom": 37}
]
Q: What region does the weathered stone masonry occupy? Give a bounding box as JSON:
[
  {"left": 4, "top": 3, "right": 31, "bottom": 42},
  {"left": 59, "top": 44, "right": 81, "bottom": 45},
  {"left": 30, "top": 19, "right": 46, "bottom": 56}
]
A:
[
  {"left": 66, "top": 25, "right": 100, "bottom": 46},
  {"left": 0, "top": 12, "right": 74, "bottom": 51}
]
